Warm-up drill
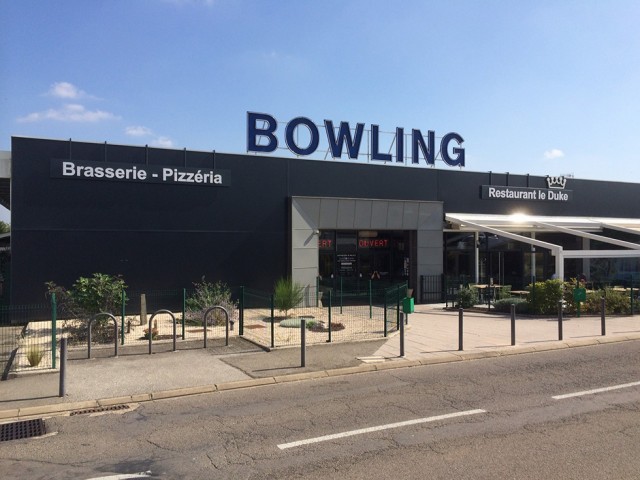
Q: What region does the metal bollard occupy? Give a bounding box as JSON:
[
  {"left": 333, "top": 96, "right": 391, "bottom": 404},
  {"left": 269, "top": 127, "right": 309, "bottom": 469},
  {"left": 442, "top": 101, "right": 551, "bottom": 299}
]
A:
[
  {"left": 558, "top": 300, "right": 563, "bottom": 341},
  {"left": 59, "top": 337, "right": 67, "bottom": 397},
  {"left": 301, "top": 319, "right": 306, "bottom": 367},
  {"left": 510, "top": 304, "right": 516, "bottom": 346},
  {"left": 400, "top": 312, "right": 405, "bottom": 357},
  {"left": 601, "top": 296, "right": 606, "bottom": 336},
  {"left": 458, "top": 308, "right": 463, "bottom": 351}
]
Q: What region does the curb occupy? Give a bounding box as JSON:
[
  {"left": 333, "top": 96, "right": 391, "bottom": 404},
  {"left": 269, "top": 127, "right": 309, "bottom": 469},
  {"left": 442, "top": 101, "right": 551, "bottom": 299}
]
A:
[{"left": 2, "top": 334, "right": 640, "bottom": 422}]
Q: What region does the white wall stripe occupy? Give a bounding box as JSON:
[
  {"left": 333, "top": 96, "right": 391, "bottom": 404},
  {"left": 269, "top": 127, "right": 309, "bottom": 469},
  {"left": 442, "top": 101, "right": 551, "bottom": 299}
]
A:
[
  {"left": 277, "top": 409, "right": 487, "bottom": 450},
  {"left": 552, "top": 380, "right": 640, "bottom": 400}
]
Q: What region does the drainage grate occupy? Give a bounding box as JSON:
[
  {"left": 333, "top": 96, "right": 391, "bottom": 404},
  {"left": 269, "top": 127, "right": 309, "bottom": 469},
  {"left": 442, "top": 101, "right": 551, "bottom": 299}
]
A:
[
  {"left": 0, "top": 418, "right": 46, "bottom": 442},
  {"left": 70, "top": 404, "right": 130, "bottom": 416}
]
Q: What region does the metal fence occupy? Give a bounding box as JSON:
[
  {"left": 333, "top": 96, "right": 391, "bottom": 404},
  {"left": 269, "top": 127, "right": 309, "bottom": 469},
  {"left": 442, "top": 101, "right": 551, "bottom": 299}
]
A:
[
  {"left": 239, "top": 283, "right": 408, "bottom": 348},
  {"left": 1, "top": 282, "right": 411, "bottom": 374},
  {"left": 0, "top": 304, "right": 53, "bottom": 377}
]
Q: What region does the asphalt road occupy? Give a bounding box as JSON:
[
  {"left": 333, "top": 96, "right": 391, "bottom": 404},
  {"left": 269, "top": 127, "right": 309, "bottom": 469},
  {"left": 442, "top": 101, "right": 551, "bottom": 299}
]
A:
[{"left": 1, "top": 341, "right": 639, "bottom": 479}]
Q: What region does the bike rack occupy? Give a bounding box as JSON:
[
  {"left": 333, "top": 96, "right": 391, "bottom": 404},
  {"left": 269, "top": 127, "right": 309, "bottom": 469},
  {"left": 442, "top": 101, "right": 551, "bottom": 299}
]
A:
[
  {"left": 87, "top": 313, "right": 119, "bottom": 359},
  {"left": 148, "top": 309, "right": 177, "bottom": 355}
]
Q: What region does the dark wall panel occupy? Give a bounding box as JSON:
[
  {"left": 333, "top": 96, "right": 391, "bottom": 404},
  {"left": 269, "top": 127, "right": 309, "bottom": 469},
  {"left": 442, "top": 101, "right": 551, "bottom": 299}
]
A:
[{"left": 10, "top": 136, "right": 640, "bottom": 304}]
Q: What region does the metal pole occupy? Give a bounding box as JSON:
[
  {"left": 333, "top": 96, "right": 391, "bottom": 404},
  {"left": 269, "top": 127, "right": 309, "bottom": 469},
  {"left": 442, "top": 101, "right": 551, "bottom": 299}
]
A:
[
  {"left": 148, "top": 314, "right": 153, "bottom": 354},
  {"left": 601, "top": 296, "right": 606, "bottom": 336},
  {"left": 340, "top": 276, "right": 343, "bottom": 314},
  {"left": 316, "top": 277, "right": 320, "bottom": 308},
  {"left": 384, "top": 293, "right": 388, "bottom": 337},
  {"left": 270, "top": 294, "right": 275, "bottom": 349},
  {"left": 558, "top": 300, "right": 563, "bottom": 341},
  {"left": 51, "top": 293, "right": 57, "bottom": 369},
  {"left": 59, "top": 337, "right": 67, "bottom": 397},
  {"left": 87, "top": 320, "right": 92, "bottom": 359},
  {"left": 301, "top": 319, "right": 306, "bottom": 367},
  {"left": 458, "top": 308, "right": 463, "bottom": 351},
  {"left": 631, "top": 286, "right": 635, "bottom": 317},
  {"left": 328, "top": 291, "right": 332, "bottom": 343},
  {"left": 369, "top": 279, "right": 372, "bottom": 319},
  {"left": 239, "top": 286, "right": 245, "bottom": 336},
  {"left": 182, "top": 288, "right": 186, "bottom": 340},
  {"left": 400, "top": 312, "right": 405, "bottom": 357},
  {"left": 173, "top": 314, "right": 177, "bottom": 352},
  {"left": 121, "top": 289, "right": 126, "bottom": 345},
  {"left": 510, "top": 304, "right": 516, "bottom": 346}
]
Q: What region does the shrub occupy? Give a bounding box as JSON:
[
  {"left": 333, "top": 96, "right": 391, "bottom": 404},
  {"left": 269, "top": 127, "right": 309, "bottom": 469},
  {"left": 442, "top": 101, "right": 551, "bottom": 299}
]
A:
[
  {"left": 456, "top": 286, "right": 478, "bottom": 309},
  {"left": 274, "top": 277, "right": 304, "bottom": 318},
  {"left": 492, "top": 297, "right": 529, "bottom": 314},
  {"left": 45, "top": 273, "right": 127, "bottom": 344},
  {"left": 526, "top": 280, "right": 563, "bottom": 315},
  {"left": 185, "top": 278, "right": 237, "bottom": 326},
  {"left": 26, "top": 346, "right": 44, "bottom": 367}
]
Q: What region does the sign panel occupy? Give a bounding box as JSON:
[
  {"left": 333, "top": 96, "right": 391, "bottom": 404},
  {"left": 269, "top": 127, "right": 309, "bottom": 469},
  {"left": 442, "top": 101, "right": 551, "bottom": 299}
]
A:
[
  {"left": 51, "top": 159, "right": 230, "bottom": 187},
  {"left": 481, "top": 185, "right": 572, "bottom": 202}
]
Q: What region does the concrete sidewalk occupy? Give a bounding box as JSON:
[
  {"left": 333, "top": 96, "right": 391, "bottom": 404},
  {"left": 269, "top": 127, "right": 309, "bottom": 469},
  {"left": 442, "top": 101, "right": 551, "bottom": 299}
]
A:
[{"left": 1, "top": 304, "right": 639, "bottom": 420}]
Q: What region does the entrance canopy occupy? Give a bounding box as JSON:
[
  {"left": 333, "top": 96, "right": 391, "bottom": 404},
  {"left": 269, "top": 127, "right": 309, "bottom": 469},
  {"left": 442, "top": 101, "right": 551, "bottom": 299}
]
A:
[{"left": 445, "top": 213, "right": 640, "bottom": 281}]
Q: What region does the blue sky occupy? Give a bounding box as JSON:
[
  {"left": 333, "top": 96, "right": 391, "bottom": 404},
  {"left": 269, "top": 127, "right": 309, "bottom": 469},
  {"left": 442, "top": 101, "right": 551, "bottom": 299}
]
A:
[{"left": 2, "top": 0, "right": 640, "bottom": 224}]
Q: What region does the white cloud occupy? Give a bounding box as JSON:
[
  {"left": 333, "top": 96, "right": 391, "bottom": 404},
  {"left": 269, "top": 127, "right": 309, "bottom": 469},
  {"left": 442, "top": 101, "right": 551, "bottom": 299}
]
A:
[
  {"left": 544, "top": 149, "right": 565, "bottom": 159},
  {"left": 152, "top": 136, "right": 175, "bottom": 148},
  {"left": 18, "top": 103, "right": 120, "bottom": 123},
  {"left": 125, "top": 125, "right": 174, "bottom": 148},
  {"left": 47, "top": 82, "right": 91, "bottom": 100},
  {"left": 125, "top": 125, "right": 154, "bottom": 137}
]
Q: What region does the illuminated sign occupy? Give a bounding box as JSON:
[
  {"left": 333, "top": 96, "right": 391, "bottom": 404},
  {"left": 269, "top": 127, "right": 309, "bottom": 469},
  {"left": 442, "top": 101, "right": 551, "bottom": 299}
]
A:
[
  {"left": 358, "top": 239, "right": 389, "bottom": 248},
  {"left": 247, "top": 112, "right": 465, "bottom": 167}
]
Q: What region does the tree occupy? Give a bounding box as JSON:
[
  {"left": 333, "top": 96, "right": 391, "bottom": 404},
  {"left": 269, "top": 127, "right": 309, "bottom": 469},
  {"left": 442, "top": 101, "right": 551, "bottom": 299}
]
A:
[{"left": 273, "top": 277, "right": 304, "bottom": 318}]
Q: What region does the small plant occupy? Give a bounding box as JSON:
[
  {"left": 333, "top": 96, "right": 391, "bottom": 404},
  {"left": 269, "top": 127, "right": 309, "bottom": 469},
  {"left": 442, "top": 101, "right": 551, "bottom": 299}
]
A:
[
  {"left": 185, "top": 277, "right": 238, "bottom": 326},
  {"left": 274, "top": 277, "right": 304, "bottom": 318},
  {"left": 142, "top": 327, "right": 158, "bottom": 340},
  {"left": 456, "top": 286, "right": 478, "bottom": 309},
  {"left": 26, "top": 346, "right": 44, "bottom": 367}
]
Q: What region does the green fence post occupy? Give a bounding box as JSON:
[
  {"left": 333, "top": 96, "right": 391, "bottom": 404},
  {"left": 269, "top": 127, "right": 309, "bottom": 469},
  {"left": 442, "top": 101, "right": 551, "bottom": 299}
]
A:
[
  {"left": 51, "top": 293, "right": 57, "bottom": 369},
  {"left": 182, "top": 288, "right": 186, "bottom": 340},
  {"left": 369, "top": 279, "right": 372, "bottom": 319},
  {"left": 630, "top": 284, "right": 634, "bottom": 316},
  {"left": 121, "top": 289, "right": 126, "bottom": 345},
  {"left": 270, "top": 294, "right": 275, "bottom": 349},
  {"left": 316, "top": 277, "right": 320, "bottom": 308},
  {"left": 239, "top": 286, "right": 245, "bottom": 336}
]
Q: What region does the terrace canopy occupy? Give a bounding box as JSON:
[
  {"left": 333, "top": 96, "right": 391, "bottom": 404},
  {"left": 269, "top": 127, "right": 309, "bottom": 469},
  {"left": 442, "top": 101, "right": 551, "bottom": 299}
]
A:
[{"left": 445, "top": 213, "right": 640, "bottom": 282}]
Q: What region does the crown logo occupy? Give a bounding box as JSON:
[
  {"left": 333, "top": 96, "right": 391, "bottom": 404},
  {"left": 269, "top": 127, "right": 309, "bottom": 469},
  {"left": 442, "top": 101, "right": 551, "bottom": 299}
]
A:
[{"left": 546, "top": 176, "right": 567, "bottom": 189}]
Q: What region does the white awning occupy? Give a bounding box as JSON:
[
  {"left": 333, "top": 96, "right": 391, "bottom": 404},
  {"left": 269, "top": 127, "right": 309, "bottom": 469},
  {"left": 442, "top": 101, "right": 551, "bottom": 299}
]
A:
[{"left": 445, "top": 213, "right": 640, "bottom": 281}]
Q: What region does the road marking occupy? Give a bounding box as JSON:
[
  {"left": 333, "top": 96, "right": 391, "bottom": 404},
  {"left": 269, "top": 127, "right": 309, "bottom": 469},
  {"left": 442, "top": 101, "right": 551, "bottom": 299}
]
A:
[
  {"left": 277, "top": 409, "right": 487, "bottom": 450},
  {"left": 552, "top": 381, "right": 640, "bottom": 400},
  {"left": 85, "top": 472, "right": 152, "bottom": 480}
]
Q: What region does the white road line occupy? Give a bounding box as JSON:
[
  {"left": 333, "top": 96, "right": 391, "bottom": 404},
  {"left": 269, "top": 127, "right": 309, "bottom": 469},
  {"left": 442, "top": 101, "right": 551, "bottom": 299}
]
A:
[
  {"left": 85, "top": 472, "right": 152, "bottom": 480},
  {"left": 552, "top": 381, "right": 640, "bottom": 400},
  {"left": 277, "top": 409, "right": 487, "bottom": 450}
]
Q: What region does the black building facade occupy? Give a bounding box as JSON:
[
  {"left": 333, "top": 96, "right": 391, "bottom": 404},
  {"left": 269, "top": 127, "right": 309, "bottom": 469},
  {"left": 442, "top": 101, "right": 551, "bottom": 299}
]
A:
[{"left": 9, "top": 136, "right": 640, "bottom": 305}]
